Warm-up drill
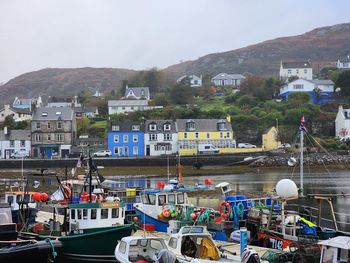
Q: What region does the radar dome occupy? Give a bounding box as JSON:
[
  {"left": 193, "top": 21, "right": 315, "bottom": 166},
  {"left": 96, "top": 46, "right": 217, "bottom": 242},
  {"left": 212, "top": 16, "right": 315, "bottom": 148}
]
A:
[{"left": 276, "top": 179, "right": 298, "bottom": 199}]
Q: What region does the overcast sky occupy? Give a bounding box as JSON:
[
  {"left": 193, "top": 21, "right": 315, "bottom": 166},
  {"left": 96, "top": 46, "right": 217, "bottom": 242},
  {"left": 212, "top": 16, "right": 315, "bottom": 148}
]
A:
[{"left": 0, "top": 0, "right": 349, "bottom": 83}]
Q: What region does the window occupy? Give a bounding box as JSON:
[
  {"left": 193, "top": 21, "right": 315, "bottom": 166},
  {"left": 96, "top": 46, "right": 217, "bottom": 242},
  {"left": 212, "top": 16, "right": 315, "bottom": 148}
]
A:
[
  {"left": 118, "top": 241, "right": 127, "bottom": 254},
  {"left": 217, "top": 121, "right": 226, "bottom": 131},
  {"left": 133, "top": 146, "right": 138, "bottom": 155},
  {"left": 132, "top": 125, "right": 140, "bottom": 131},
  {"left": 184, "top": 133, "right": 188, "bottom": 139},
  {"left": 220, "top": 132, "right": 223, "bottom": 139},
  {"left": 123, "top": 135, "right": 128, "bottom": 143},
  {"left": 35, "top": 134, "right": 41, "bottom": 142},
  {"left": 287, "top": 69, "right": 292, "bottom": 74},
  {"left": 168, "top": 194, "right": 175, "bottom": 204},
  {"left": 141, "top": 194, "right": 150, "bottom": 204},
  {"left": 77, "top": 209, "right": 82, "bottom": 219},
  {"left": 293, "top": 84, "right": 304, "bottom": 90},
  {"left": 296, "top": 69, "right": 299, "bottom": 74},
  {"left": 101, "top": 209, "right": 108, "bottom": 219},
  {"left": 112, "top": 125, "right": 120, "bottom": 131},
  {"left": 168, "top": 237, "right": 177, "bottom": 249},
  {"left": 164, "top": 124, "right": 171, "bottom": 131},
  {"left": 150, "top": 239, "right": 166, "bottom": 250},
  {"left": 83, "top": 209, "right": 88, "bottom": 220},
  {"left": 195, "top": 132, "right": 199, "bottom": 139},
  {"left": 164, "top": 133, "right": 172, "bottom": 141},
  {"left": 20, "top": 140, "right": 25, "bottom": 147},
  {"left": 226, "top": 132, "right": 230, "bottom": 139},
  {"left": 114, "top": 147, "right": 119, "bottom": 155},
  {"left": 177, "top": 194, "right": 184, "bottom": 204},
  {"left": 149, "top": 134, "right": 157, "bottom": 141},
  {"left": 112, "top": 208, "right": 119, "bottom": 218},
  {"left": 56, "top": 134, "right": 64, "bottom": 142},
  {"left": 36, "top": 122, "right": 41, "bottom": 129},
  {"left": 114, "top": 135, "right": 119, "bottom": 143},
  {"left": 186, "top": 121, "right": 195, "bottom": 131},
  {"left": 304, "top": 69, "right": 307, "bottom": 74},
  {"left": 71, "top": 209, "right": 76, "bottom": 220},
  {"left": 133, "top": 134, "right": 138, "bottom": 142},
  {"left": 47, "top": 122, "right": 51, "bottom": 129},
  {"left": 148, "top": 194, "right": 156, "bottom": 205},
  {"left": 158, "top": 195, "right": 166, "bottom": 206},
  {"left": 206, "top": 133, "right": 210, "bottom": 139},
  {"left": 149, "top": 124, "right": 157, "bottom": 131},
  {"left": 57, "top": 122, "right": 63, "bottom": 129},
  {"left": 47, "top": 134, "right": 51, "bottom": 141},
  {"left": 10, "top": 140, "right": 14, "bottom": 147},
  {"left": 91, "top": 209, "right": 97, "bottom": 220}
]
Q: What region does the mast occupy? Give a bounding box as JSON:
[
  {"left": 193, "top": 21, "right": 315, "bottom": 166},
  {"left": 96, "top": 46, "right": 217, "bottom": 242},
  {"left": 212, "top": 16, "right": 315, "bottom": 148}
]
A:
[
  {"left": 300, "top": 116, "right": 305, "bottom": 196},
  {"left": 89, "top": 156, "right": 93, "bottom": 203}
]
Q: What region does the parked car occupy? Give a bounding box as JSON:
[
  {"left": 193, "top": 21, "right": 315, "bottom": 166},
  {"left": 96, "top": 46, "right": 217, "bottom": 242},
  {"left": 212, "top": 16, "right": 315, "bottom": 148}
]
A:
[
  {"left": 278, "top": 143, "right": 291, "bottom": 149},
  {"left": 238, "top": 143, "right": 257, "bottom": 148},
  {"left": 11, "top": 150, "right": 29, "bottom": 159},
  {"left": 92, "top": 150, "right": 112, "bottom": 157}
]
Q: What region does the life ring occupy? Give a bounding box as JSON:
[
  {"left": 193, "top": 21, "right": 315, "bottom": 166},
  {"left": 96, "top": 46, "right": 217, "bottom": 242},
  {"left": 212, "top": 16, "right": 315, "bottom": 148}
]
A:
[{"left": 219, "top": 201, "right": 231, "bottom": 218}]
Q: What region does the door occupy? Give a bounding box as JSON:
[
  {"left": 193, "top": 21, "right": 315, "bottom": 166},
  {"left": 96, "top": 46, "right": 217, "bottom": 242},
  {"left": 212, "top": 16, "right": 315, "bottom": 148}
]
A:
[
  {"left": 146, "top": 145, "right": 150, "bottom": 156},
  {"left": 46, "top": 148, "right": 52, "bottom": 158},
  {"left": 5, "top": 149, "right": 11, "bottom": 159}
]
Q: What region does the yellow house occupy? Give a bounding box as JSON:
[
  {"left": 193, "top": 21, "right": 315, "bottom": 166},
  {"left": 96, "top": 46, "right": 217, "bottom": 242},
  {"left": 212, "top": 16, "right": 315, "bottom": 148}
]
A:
[
  {"left": 176, "top": 117, "right": 236, "bottom": 155},
  {"left": 262, "top": 126, "right": 281, "bottom": 150}
]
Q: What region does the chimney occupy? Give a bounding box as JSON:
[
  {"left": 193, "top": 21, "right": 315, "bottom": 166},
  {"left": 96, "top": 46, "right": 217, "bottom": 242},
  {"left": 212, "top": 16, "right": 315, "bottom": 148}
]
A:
[
  {"left": 347, "top": 55, "right": 350, "bottom": 59},
  {"left": 4, "top": 126, "right": 8, "bottom": 135}
]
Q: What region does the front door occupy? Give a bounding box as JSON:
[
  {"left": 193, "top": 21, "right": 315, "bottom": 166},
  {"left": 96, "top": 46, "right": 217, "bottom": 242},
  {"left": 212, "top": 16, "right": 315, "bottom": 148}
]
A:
[
  {"left": 146, "top": 145, "right": 150, "bottom": 156},
  {"left": 46, "top": 148, "right": 52, "bottom": 158},
  {"left": 5, "top": 149, "right": 11, "bottom": 159}
]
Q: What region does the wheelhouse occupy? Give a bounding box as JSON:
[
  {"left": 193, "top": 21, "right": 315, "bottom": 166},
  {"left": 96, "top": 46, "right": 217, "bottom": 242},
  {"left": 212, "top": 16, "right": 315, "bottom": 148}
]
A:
[{"left": 140, "top": 191, "right": 187, "bottom": 206}]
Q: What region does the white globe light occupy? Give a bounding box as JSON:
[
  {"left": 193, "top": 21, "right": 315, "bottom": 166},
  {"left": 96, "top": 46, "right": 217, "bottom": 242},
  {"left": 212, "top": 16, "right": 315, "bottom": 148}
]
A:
[{"left": 276, "top": 179, "right": 298, "bottom": 199}]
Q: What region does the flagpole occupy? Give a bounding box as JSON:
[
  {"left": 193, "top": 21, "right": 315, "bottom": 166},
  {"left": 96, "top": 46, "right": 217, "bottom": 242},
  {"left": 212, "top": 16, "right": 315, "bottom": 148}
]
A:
[{"left": 300, "top": 116, "right": 305, "bottom": 196}]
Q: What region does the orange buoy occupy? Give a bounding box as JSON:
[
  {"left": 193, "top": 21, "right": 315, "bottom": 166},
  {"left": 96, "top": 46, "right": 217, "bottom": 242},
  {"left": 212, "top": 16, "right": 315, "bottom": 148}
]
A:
[
  {"left": 40, "top": 193, "right": 49, "bottom": 202},
  {"left": 32, "top": 192, "right": 41, "bottom": 202}
]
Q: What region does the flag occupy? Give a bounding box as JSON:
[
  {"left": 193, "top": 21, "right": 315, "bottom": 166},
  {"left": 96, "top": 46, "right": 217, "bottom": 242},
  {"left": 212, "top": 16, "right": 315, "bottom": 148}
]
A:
[
  {"left": 300, "top": 116, "right": 306, "bottom": 131},
  {"left": 50, "top": 188, "right": 64, "bottom": 201}
]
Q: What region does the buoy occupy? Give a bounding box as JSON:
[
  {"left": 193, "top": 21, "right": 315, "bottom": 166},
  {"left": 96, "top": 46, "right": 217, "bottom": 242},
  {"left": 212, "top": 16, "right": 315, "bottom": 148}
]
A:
[
  {"left": 204, "top": 178, "right": 213, "bottom": 186},
  {"left": 133, "top": 216, "right": 139, "bottom": 222},
  {"left": 190, "top": 213, "right": 197, "bottom": 219},
  {"left": 32, "top": 192, "right": 41, "bottom": 202},
  {"left": 40, "top": 192, "right": 49, "bottom": 202},
  {"left": 276, "top": 179, "right": 298, "bottom": 199}
]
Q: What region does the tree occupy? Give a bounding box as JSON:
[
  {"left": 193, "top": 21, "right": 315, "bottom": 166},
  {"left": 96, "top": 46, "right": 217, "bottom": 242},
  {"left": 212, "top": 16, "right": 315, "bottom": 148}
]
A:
[
  {"left": 287, "top": 92, "right": 310, "bottom": 108},
  {"left": 169, "top": 82, "right": 195, "bottom": 105},
  {"left": 4, "top": 116, "right": 15, "bottom": 129},
  {"left": 335, "top": 70, "right": 350, "bottom": 96}
]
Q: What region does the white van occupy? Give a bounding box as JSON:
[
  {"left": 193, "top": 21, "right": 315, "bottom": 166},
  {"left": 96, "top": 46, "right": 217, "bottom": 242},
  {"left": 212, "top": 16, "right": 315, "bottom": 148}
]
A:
[{"left": 197, "top": 144, "right": 219, "bottom": 154}]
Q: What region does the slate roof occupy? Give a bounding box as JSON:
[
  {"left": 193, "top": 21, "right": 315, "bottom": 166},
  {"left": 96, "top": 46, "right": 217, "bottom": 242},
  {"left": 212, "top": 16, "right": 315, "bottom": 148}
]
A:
[
  {"left": 108, "top": 121, "right": 145, "bottom": 132},
  {"left": 281, "top": 61, "right": 311, "bottom": 69},
  {"left": 32, "top": 107, "right": 74, "bottom": 121},
  {"left": 0, "top": 130, "right": 31, "bottom": 141},
  {"left": 0, "top": 106, "right": 31, "bottom": 115},
  {"left": 311, "top": 79, "right": 334, "bottom": 85},
  {"left": 145, "top": 120, "right": 177, "bottom": 133},
  {"left": 125, "top": 87, "right": 150, "bottom": 99},
  {"left": 338, "top": 56, "right": 350, "bottom": 63},
  {"left": 13, "top": 98, "right": 33, "bottom": 105},
  {"left": 176, "top": 119, "right": 232, "bottom": 132},
  {"left": 108, "top": 100, "right": 149, "bottom": 106}
]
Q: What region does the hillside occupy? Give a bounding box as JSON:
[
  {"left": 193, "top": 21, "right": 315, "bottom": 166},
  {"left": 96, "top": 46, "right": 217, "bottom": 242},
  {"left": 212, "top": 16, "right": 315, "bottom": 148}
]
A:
[
  {"left": 1, "top": 22, "right": 350, "bottom": 104},
  {"left": 0, "top": 67, "right": 136, "bottom": 104},
  {"left": 164, "top": 23, "right": 350, "bottom": 78}
]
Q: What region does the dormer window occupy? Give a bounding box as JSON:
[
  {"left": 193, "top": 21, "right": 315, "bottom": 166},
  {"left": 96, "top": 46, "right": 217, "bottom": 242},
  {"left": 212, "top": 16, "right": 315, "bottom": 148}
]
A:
[
  {"left": 141, "top": 89, "right": 145, "bottom": 96},
  {"left": 217, "top": 120, "right": 227, "bottom": 131},
  {"left": 164, "top": 123, "right": 171, "bottom": 131},
  {"left": 112, "top": 125, "right": 120, "bottom": 131},
  {"left": 149, "top": 123, "right": 157, "bottom": 131},
  {"left": 186, "top": 120, "right": 195, "bottom": 131},
  {"left": 132, "top": 125, "right": 140, "bottom": 131}
]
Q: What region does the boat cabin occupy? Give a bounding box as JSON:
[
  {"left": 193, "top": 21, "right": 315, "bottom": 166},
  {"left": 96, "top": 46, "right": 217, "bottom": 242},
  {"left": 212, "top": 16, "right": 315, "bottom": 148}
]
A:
[
  {"left": 115, "top": 236, "right": 168, "bottom": 263},
  {"left": 139, "top": 190, "right": 187, "bottom": 207},
  {"left": 319, "top": 236, "right": 350, "bottom": 263},
  {"left": 68, "top": 202, "right": 125, "bottom": 232},
  {"left": 4, "top": 191, "right": 37, "bottom": 211}
]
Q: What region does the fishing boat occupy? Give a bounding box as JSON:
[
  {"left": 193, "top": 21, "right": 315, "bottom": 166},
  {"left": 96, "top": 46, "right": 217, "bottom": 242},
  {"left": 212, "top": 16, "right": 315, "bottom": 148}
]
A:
[
  {"left": 167, "top": 225, "right": 262, "bottom": 262},
  {"left": 0, "top": 203, "right": 62, "bottom": 263},
  {"left": 318, "top": 236, "right": 350, "bottom": 262},
  {"left": 39, "top": 156, "right": 136, "bottom": 262},
  {"left": 114, "top": 236, "right": 169, "bottom": 263}
]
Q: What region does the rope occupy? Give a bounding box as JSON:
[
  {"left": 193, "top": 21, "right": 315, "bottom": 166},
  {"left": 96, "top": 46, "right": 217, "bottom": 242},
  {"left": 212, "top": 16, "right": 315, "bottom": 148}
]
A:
[{"left": 45, "top": 238, "right": 57, "bottom": 260}]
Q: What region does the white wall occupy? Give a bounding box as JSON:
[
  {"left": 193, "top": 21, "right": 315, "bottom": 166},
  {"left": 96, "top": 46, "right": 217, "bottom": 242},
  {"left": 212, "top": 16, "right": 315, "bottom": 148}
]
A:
[
  {"left": 280, "top": 67, "right": 313, "bottom": 80},
  {"left": 0, "top": 140, "right": 31, "bottom": 159},
  {"left": 144, "top": 133, "right": 178, "bottom": 156}
]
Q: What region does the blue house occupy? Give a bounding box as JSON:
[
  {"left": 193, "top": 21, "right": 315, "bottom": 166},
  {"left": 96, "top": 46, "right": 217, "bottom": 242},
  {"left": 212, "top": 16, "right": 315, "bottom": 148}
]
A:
[{"left": 107, "top": 122, "right": 145, "bottom": 157}]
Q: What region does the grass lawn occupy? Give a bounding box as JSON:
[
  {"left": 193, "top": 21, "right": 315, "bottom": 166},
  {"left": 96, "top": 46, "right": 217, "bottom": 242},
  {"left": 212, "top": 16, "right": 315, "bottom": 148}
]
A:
[{"left": 91, "top": 120, "right": 107, "bottom": 129}]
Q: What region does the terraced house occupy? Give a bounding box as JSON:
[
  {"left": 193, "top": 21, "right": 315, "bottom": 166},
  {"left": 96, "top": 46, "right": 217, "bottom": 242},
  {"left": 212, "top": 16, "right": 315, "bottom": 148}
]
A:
[
  {"left": 176, "top": 117, "right": 236, "bottom": 155},
  {"left": 31, "top": 107, "right": 76, "bottom": 158}
]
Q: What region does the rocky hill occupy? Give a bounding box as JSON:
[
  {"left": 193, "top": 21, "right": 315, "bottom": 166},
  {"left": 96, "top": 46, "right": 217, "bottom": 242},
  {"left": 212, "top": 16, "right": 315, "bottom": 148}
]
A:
[
  {"left": 0, "top": 67, "right": 136, "bottom": 105},
  {"left": 164, "top": 23, "right": 350, "bottom": 78},
  {"left": 1, "top": 22, "right": 350, "bottom": 104}
]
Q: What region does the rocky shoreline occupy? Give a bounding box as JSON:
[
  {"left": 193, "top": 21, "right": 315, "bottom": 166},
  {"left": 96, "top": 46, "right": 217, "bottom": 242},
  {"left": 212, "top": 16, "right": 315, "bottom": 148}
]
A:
[{"left": 250, "top": 152, "right": 350, "bottom": 167}]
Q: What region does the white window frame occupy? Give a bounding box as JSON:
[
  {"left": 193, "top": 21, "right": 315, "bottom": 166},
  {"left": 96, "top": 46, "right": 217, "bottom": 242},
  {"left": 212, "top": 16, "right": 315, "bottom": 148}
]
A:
[
  {"left": 114, "top": 135, "right": 119, "bottom": 143},
  {"left": 133, "top": 146, "right": 138, "bottom": 155},
  {"left": 149, "top": 124, "right": 157, "bottom": 131},
  {"left": 133, "top": 134, "right": 138, "bottom": 142},
  {"left": 123, "top": 135, "right": 128, "bottom": 143},
  {"left": 164, "top": 124, "right": 171, "bottom": 131}
]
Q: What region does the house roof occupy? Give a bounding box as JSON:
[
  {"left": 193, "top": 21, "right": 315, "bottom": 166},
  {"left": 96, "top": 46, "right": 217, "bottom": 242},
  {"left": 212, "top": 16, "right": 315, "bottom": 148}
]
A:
[
  {"left": 13, "top": 98, "right": 33, "bottom": 105},
  {"left": 338, "top": 56, "right": 350, "bottom": 63},
  {"left": 176, "top": 119, "right": 232, "bottom": 132},
  {"left": 310, "top": 79, "right": 334, "bottom": 85},
  {"left": 32, "top": 107, "right": 74, "bottom": 121},
  {"left": 177, "top": 75, "right": 201, "bottom": 82},
  {"left": 0, "top": 130, "right": 31, "bottom": 141},
  {"left": 125, "top": 87, "right": 150, "bottom": 99},
  {"left": 145, "top": 120, "right": 177, "bottom": 133},
  {"left": 108, "top": 121, "right": 145, "bottom": 132},
  {"left": 108, "top": 100, "right": 149, "bottom": 106},
  {"left": 211, "top": 73, "right": 245, "bottom": 80},
  {"left": 0, "top": 106, "right": 31, "bottom": 115},
  {"left": 84, "top": 106, "right": 98, "bottom": 113},
  {"left": 281, "top": 61, "right": 311, "bottom": 69}
]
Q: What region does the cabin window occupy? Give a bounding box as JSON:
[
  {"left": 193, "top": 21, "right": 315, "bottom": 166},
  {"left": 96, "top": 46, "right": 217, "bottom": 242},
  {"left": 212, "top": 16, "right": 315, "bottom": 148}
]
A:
[
  {"left": 168, "top": 237, "right": 177, "bottom": 249},
  {"left": 158, "top": 195, "right": 166, "bottom": 206},
  {"left": 112, "top": 208, "right": 119, "bottom": 218},
  {"left": 168, "top": 194, "right": 175, "bottom": 204},
  {"left": 150, "top": 239, "right": 165, "bottom": 250},
  {"left": 77, "top": 209, "right": 82, "bottom": 219},
  {"left": 148, "top": 194, "right": 156, "bottom": 205},
  {"left": 91, "top": 209, "right": 97, "bottom": 220},
  {"left": 101, "top": 209, "right": 108, "bottom": 219},
  {"left": 118, "top": 241, "right": 127, "bottom": 254},
  {"left": 7, "top": 196, "right": 14, "bottom": 204},
  {"left": 141, "top": 194, "right": 149, "bottom": 204},
  {"left": 71, "top": 209, "right": 76, "bottom": 220},
  {"left": 177, "top": 194, "right": 184, "bottom": 204},
  {"left": 83, "top": 209, "right": 88, "bottom": 220},
  {"left": 16, "top": 195, "right": 23, "bottom": 203}
]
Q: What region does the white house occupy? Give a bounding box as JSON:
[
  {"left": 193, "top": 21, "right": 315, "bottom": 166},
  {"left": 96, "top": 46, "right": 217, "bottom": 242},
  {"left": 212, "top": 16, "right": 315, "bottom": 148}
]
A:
[
  {"left": 279, "top": 61, "right": 313, "bottom": 81},
  {"left": 108, "top": 100, "right": 163, "bottom": 115},
  {"left": 124, "top": 86, "right": 150, "bottom": 100},
  {"left": 176, "top": 75, "right": 202, "bottom": 87},
  {"left": 336, "top": 55, "right": 350, "bottom": 70},
  {"left": 0, "top": 105, "right": 32, "bottom": 123},
  {"left": 335, "top": 105, "right": 350, "bottom": 138},
  {"left": 211, "top": 73, "right": 245, "bottom": 86},
  {"left": 279, "top": 78, "right": 334, "bottom": 104},
  {"left": 0, "top": 128, "right": 31, "bottom": 159},
  {"left": 144, "top": 120, "right": 178, "bottom": 156}
]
